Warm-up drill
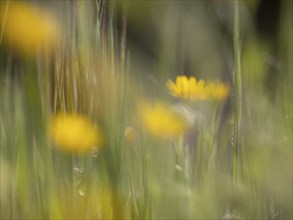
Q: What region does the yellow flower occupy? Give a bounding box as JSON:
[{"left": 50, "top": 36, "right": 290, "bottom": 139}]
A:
[
  {"left": 166, "top": 75, "right": 207, "bottom": 100},
  {"left": 167, "top": 75, "right": 230, "bottom": 101},
  {"left": 49, "top": 113, "right": 103, "bottom": 154},
  {"left": 0, "top": 1, "right": 59, "bottom": 55},
  {"left": 138, "top": 101, "right": 188, "bottom": 139},
  {"left": 204, "top": 82, "right": 230, "bottom": 100}
]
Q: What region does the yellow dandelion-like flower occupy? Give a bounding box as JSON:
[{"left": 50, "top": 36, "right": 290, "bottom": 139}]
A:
[
  {"left": 166, "top": 75, "right": 207, "bottom": 100},
  {"left": 204, "top": 81, "right": 230, "bottom": 100},
  {"left": 0, "top": 1, "right": 59, "bottom": 55},
  {"left": 138, "top": 101, "right": 188, "bottom": 139},
  {"left": 49, "top": 113, "right": 103, "bottom": 154}
]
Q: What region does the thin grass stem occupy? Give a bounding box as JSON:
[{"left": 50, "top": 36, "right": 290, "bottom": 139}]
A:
[{"left": 232, "top": 0, "right": 242, "bottom": 185}]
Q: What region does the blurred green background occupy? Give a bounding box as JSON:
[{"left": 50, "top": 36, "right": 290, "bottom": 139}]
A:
[{"left": 0, "top": 0, "right": 292, "bottom": 219}]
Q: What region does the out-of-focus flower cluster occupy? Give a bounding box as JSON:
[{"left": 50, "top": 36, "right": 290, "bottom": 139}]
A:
[{"left": 48, "top": 74, "right": 230, "bottom": 152}]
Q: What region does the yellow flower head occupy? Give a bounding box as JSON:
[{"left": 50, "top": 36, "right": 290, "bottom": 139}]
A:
[
  {"left": 49, "top": 113, "right": 103, "bottom": 154},
  {"left": 204, "top": 81, "right": 230, "bottom": 100},
  {"left": 138, "top": 101, "right": 188, "bottom": 139},
  {"left": 166, "top": 75, "right": 207, "bottom": 100},
  {"left": 0, "top": 1, "right": 59, "bottom": 55}
]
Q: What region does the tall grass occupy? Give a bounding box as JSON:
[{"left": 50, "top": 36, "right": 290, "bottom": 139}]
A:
[{"left": 0, "top": 0, "right": 292, "bottom": 219}]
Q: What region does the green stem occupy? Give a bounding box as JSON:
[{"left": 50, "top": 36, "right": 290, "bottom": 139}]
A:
[
  {"left": 141, "top": 138, "right": 151, "bottom": 219},
  {"left": 174, "top": 136, "right": 185, "bottom": 183},
  {"left": 208, "top": 101, "right": 220, "bottom": 173},
  {"left": 232, "top": 0, "right": 242, "bottom": 184}
]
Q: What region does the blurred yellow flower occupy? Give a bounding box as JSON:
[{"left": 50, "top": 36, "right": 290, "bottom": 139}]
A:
[
  {"left": 53, "top": 185, "right": 126, "bottom": 219},
  {"left": 166, "top": 75, "right": 207, "bottom": 100},
  {"left": 205, "top": 82, "right": 230, "bottom": 100},
  {"left": 0, "top": 1, "right": 59, "bottom": 55},
  {"left": 139, "top": 101, "right": 188, "bottom": 139},
  {"left": 49, "top": 113, "right": 103, "bottom": 154}
]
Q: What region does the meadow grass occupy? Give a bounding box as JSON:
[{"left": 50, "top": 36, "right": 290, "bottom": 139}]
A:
[{"left": 0, "top": 0, "right": 292, "bottom": 219}]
